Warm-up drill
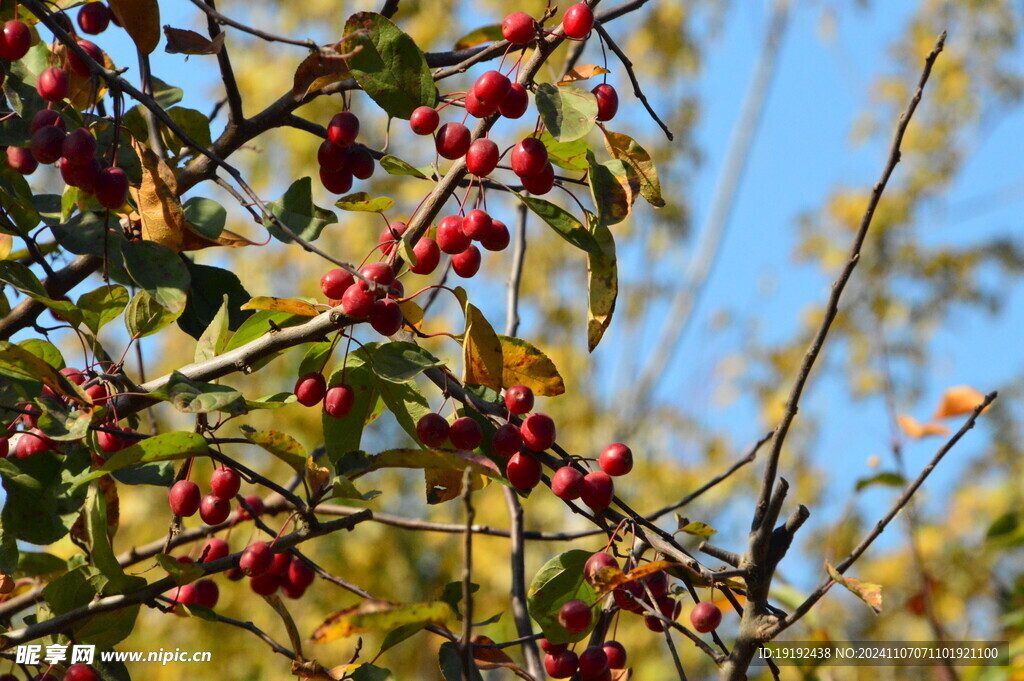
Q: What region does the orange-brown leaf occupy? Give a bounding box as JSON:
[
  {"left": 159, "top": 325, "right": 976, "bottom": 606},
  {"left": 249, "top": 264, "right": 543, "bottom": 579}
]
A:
[
  {"left": 897, "top": 414, "right": 950, "bottom": 440},
  {"left": 108, "top": 0, "right": 161, "bottom": 55},
  {"left": 932, "top": 385, "right": 988, "bottom": 419},
  {"left": 130, "top": 137, "right": 187, "bottom": 251},
  {"left": 179, "top": 223, "right": 258, "bottom": 251},
  {"left": 293, "top": 51, "right": 352, "bottom": 98},
  {"left": 472, "top": 636, "right": 533, "bottom": 680},
  {"left": 558, "top": 64, "right": 610, "bottom": 85},
  {"left": 163, "top": 26, "right": 224, "bottom": 56},
  {"left": 826, "top": 563, "right": 882, "bottom": 614}
]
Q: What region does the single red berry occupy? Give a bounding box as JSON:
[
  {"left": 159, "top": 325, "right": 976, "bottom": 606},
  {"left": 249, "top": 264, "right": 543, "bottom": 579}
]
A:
[
  {"left": 499, "top": 83, "right": 529, "bottom": 119},
  {"left": 644, "top": 596, "right": 682, "bottom": 632},
  {"left": 210, "top": 466, "right": 241, "bottom": 501},
  {"left": 462, "top": 209, "right": 492, "bottom": 240},
  {"left": 581, "top": 471, "right": 613, "bottom": 511},
  {"left": 267, "top": 552, "right": 292, "bottom": 576},
  {"left": 599, "top": 442, "right": 633, "bottom": 476},
  {"left": 379, "top": 221, "right": 408, "bottom": 255},
  {"left": 521, "top": 413, "right": 555, "bottom": 451},
  {"left": 504, "top": 385, "right": 535, "bottom": 414},
  {"left": 473, "top": 70, "right": 511, "bottom": 107},
  {"left": 240, "top": 541, "right": 273, "bottom": 577},
  {"left": 451, "top": 245, "right": 481, "bottom": 278},
  {"left": 95, "top": 166, "right": 128, "bottom": 209},
  {"left": 239, "top": 495, "right": 264, "bottom": 520},
  {"left": 61, "top": 157, "right": 100, "bottom": 193},
  {"left": 97, "top": 428, "right": 128, "bottom": 453},
  {"left": 506, "top": 452, "right": 541, "bottom": 490},
  {"left": 0, "top": 21, "right": 31, "bottom": 61},
  {"left": 30, "top": 125, "right": 66, "bottom": 164},
  {"left": 7, "top": 146, "right": 37, "bottom": 175},
  {"left": 479, "top": 220, "right": 508, "bottom": 252},
  {"left": 465, "top": 139, "right": 499, "bottom": 177},
  {"left": 435, "top": 122, "right": 470, "bottom": 160},
  {"left": 346, "top": 146, "right": 374, "bottom": 180},
  {"left": 411, "top": 236, "right": 441, "bottom": 275},
  {"left": 502, "top": 12, "right": 536, "bottom": 45},
  {"left": 226, "top": 567, "right": 244, "bottom": 581},
  {"left": 67, "top": 39, "right": 104, "bottom": 78},
  {"left": 449, "top": 416, "right": 483, "bottom": 450},
  {"left": 37, "top": 67, "right": 69, "bottom": 102},
  {"left": 510, "top": 137, "right": 548, "bottom": 177},
  {"left": 317, "top": 140, "right": 347, "bottom": 172},
  {"left": 199, "top": 494, "right": 231, "bottom": 525},
  {"left": 521, "top": 161, "right": 555, "bottom": 195},
  {"left": 562, "top": 3, "right": 595, "bottom": 39},
  {"left": 539, "top": 638, "right": 567, "bottom": 655},
  {"left": 168, "top": 480, "right": 201, "bottom": 517},
  {"left": 592, "top": 83, "right": 619, "bottom": 122},
  {"left": 544, "top": 651, "right": 578, "bottom": 679},
  {"left": 31, "top": 109, "right": 65, "bottom": 134},
  {"left": 193, "top": 579, "right": 219, "bottom": 609},
  {"left": 464, "top": 89, "right": 498, "bottom": 119},
  {"left": 602, "top": 641, "right": 626, "bottom": 669},
  {"left": 578, "top": 646, "right": 609, "bottom": 679},
  {"left": 558, "top": 599, "right": 592, "bottom": 633},
  {"left": 319, "top": 166, "right": 353, "bottom": 194},
  {"left": 327, "top": 111, "right": 359, "bottom": 147},
  {"left": 170, "top": 583, "right": 196, "bottom": 606},
  {"left": 551, "top": 466, "right": 584, "bottom": 501},
  {"left": 324, "top": 384, "right": 356, "bottom": 418},
  {"left": 61, "top": 128, "right": 96, "bottom": 165},
  {"left": 416, "top": 413, "right": 450, "bottom": 447},
  {"left": 288, "top": 558, "right": 315, "bottom": 589},
  {"left": 321, "top": 268, "right": 355, "bottom": 299},
  {"left": 77, "top": 2, "right": 111, "bottom": 34},
  {"left": 370, "top": 298, "right": 403, "bottom": 336},
  {"left": 690, "top": 601, "right": 722, "bottom": 633},
  {"left": 280, "top": 579, "right": 306, "bottom": 599},
  {"left": 436, "top": 215, "right": 470, "bottom": 254},
  {"left": 249, "top": 573, "right": 280, "bottom": 596},
  {"left": 613, "top": 580, "right": 644, "bottom": 613},
  {"left": 491, "top": 423, "right": 523, "bottom": 458},
  {"left": 341, "top": 282, "right": 375, "bottom": 319},
  {"left": 641, "top": 568, "right": 669, "bottom": 600},
  {"left": 409, "top": 106, "right": 439, "bottom": 135},
  {"left": 199, "top": 537, "right": 229, "bottom": 562},
  {"left": 360, "top": 261, "right": 395, "bottom": 290},
  {"left": 294, "top": 372, "right": 327, "bottom": 406},
  {"left": 584, "top": 551, "right": 618, "bottom": 581},
  {"left": 64, "top": 664, "right": 99, "bottom": 681}
]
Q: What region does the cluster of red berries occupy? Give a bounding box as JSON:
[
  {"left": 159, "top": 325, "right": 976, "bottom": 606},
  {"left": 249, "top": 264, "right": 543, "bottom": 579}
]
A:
[
  {"left": 169, "top": 541, "right": 225, "bottom": 610},
  {"left": 550, "top": 442, "right": 632, "bottom": 513},
  {"left": 294, "top": 370, "right": 357, "bottom": 417},
  {"left": 168, "top": 465, "right": 243, "bottom": 525},
  {"left": 0, "top": 366, "right": 125, "bottom": 461},
  {"left": 229, "top": 541, "right": 316, "bottom": 598},
  {"left": 542, "top": 637, "right": 626, "bottom": 680},
  {"left": 320, "top": 261, "right": 404, "bottom": 331},
  {"left": 318, "top": 111, "right": 374, "bottom": 194}
]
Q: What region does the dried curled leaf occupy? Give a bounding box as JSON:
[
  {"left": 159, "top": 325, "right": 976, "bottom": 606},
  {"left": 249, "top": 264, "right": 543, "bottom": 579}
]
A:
[
  {"left": 109, "top": 0, "right": 161, "bottom": 55},
  {"left": 130, "top": 137, "right": 186, "bottom": 251},
  {"left": 558, "top": 64, "right": 610, "bottom": 85},
  {"left": 292, "top": 49, "right": 353, "bottom": 99},
  {"left": 163, "top": 26, "right": 225, "bottom": 55},
  {"left": 826, "top": 563, "right": 882, "bottom": 614}
]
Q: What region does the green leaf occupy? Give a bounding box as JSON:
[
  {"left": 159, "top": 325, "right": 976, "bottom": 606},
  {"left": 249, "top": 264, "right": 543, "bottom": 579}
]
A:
[
  {"left": 151, "top": 76, "right": 184, "bottom": 108},
  {"left": 379, "top": 154, "right": 429, "bottom": 179},
  {"left": 372, "top": 341, "right": 444, "bottom": 382},
  {"left": 342, "top": 12, "right": 437, "bottom": 119},
  {"left": 77, "top": 284, "right": 129, "bottom": 335},
  {"left": 439, "top": 641, "right": 484, "bottom": 681},
  {"left": 240, "top": 426, "right": 308, "bottom": 474},
  {"left": 298, "top": 341, "right": 334, "bottom": 377},
  {"left": 18, "top": 338, "right": 64, "bottom": 370},
  {"left": 587, "top": 150, "right": 638, "bottom": 226},
  {"left": 36, "top": 400, "right": 93, "bottom": 441},
  {"left": 74, "top": 432, "right": 210, "bottom": 488},
  {"left": 335, "top": 192, "right": 395, "bottom": 213},
  {"left": 376, "top": 377, "right": 431, "bottom": 444},
  {"left": 178, "top": 261, "right": 253, "bottom": 340},
  {"left": 585, "top": 212, "right": 617, "bottom": 351},
  {"left": 156, "top": 554, "right": 204, "bottom": 586},
  {"left": 112, "top": 461, "right": 174, "bottom": 487},
  {"left": 124, "top": 289, "right": 183, "bottom": 339},
  {"left": 0, "top": 450, "right": 89, "bottom": 544},
  {"left": 517, "top": 194, "right": 599, "bottom": 254},
  {"left": 376, "top": 623, "right": 426, "bottom": 657},
  {"left": 439, "top": 581, "right": 479, "bottom": 620},
  {"left": 182, "top": 196, "right": 226, "bottom": 239},
  {"left": 312, "top": 600, "right": 452, "bottom": 643},
  {"left": 149, "top": 371, "right": 247, "bottom": 415},
  {"left": 539, "top": 130, "right": 591, "bottom": 172},
  {"left": 350, "top": 664, "right": 393, "bottom": 681},
  {"left": 534, "top": 82, "right": 598, "bottom": 143},
  {"left": 323, "top": 346, "right": 382, "bottom": 457},
  {"left": 603, "top": 129, "right": 665, "bottom": 207},
  {"left": 121, "top": 239, "right": 190, "bottom": 314},
  {"left": 453, "top": 25, "right": 502, "bottom": 49},
  {"left": 16, "top": 551, "right": 67, "bottom": 578},
  {"left": 161, "top": 107, "right": 212, "bottom": 156},
  {"left": 0, "top": 260, "right": 84, "bottom": 326},
  {"left": 194, "top": 295, "right": 230, "bottom": 363},
  {"left": 267, "top": 177, "right": 338, "bottom": 243},
  {"left": 32, "top": 193, "right": 63, "bottom": 226},
  {"left": 0, "top": 340, "right": 88, "bottom": 403},
  {"left": 84, "top": 487, "right": 146, "bottom": 594},
  {"left": 527, "top": 550, "right": 598, "bottom": 644},
  {"left": 224, "top": 309, "right": 307, "bottom": 353},
  {"left": 854, "top": 471, "right": 907, "bottom": 492},
  {"left": 0, "top": 166, "right": 41, "bottom": 232}
]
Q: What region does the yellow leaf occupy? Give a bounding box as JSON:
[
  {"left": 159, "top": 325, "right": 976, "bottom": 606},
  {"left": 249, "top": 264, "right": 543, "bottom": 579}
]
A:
[
  {"left": 897, "top": 414, "right": 950, "bottom": 439},
  {"left": 497, "top": 335, "right": 565, "bottom": 396},
  {"left": 130, "top": 138, "right": 187, "bottom": 251},
  {"left": 454, "top": 288, "right": 502, "bottom": 391},
  {"left": 0, "top": 234, "right": 11, "bottom": 260},
  {"left": 603, "top": 130, "right": 664, "bottom": 208},
  {"left": 398, "top": 299, "right": 424, "bottom": 329},
  {"left": 108, "top": 0, "right": 161, "bottom": 55},
  {"left": 932, "top": 385, "right": 987, "bottom": 419},
  {"left": 310, "top": 600, "right": 451, "bottom": 643},
  {"left": 558, "top": 64, "right": 610, "bottom": 85},
  {"left": 240, "top": 297, "right": 320, "bottom": 317},
  {"left": 424, "top": 467, "right": 488, "bottom": 505},
  {"left": 587, "top": 215, "right": 617, "bottom": 352},
  {"left": 588, "top": 560, "right": 676, "bottom": 596},
  {"left": 826, "top": 563, "right": 882, "bottom": 614}
]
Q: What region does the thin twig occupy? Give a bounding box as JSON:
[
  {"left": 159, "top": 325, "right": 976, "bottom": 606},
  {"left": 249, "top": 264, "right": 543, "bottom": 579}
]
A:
[
  {"left": 593, "top": 22, "right": 673, "bottom": 140},
  {"left": 460, "top": 468, "right": 475, "bottom": 681}
]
